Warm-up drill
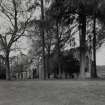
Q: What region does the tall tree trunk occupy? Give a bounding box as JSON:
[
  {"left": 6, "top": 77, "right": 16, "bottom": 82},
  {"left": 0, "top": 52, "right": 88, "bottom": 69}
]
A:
[
  {"left": 46, "top": 44, "right": 51, "bottom": 79},
  {"left": 5, "top": 52, "right": 11, "bottom": 80},
  {"left": 56, "top": 20, "right": 61, "bottom": 78},
  {"left": 46, "top": 54, "right": 50, "bottom": 79},
  {"left": 92, "top": 15, "right": 97, "bottom": 78},
  {"left": 41, "top": 0, "right": 46, "bottom": 80},
  {"left": 79, "top": 9, "right": 87, "bottom": 79}
]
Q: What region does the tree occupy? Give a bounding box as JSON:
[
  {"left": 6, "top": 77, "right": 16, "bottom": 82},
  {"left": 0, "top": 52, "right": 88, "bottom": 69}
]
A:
[
  {"left": 64, "top": 0, "right": 105, "bottom": 78},
  {"left": 47, "top": 0, "right": 105, "bottom": 79},
  {"left": 55, "top": 0, "right": 87, "bottom": 78},
  {"left": 40, "top": 0, "right": 48, "bottom": 79},
  {"left": 78, "top": 4, "right": 87, "bottom": 78},
  {"left": 45, "top": 0, "right": 66, "bottom": 78},
  {"left": 92, "top": 14, "right": 97, "bottom": 78},
  {"left": 92, "top": 0, "right": 105, "bottom": 78},
  {"left": 0, "top": 0, "right": 32, "bottom": 80}
]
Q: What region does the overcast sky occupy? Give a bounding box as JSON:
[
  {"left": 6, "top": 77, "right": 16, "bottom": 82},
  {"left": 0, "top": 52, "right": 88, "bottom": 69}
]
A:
[{"left": 96, "top": 45, "right": 105, "bottom": 65}]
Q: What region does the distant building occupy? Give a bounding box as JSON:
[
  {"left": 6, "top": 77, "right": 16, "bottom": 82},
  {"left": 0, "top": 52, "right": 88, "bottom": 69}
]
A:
[
  {"left": 11, "top": 52, "right": 38, "bottom": 80},
  {"left": 69, "top": 37, "right": 93, "bottom": 78}
]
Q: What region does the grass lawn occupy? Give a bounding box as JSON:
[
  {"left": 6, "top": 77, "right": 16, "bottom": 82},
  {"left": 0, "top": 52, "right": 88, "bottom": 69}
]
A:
[{"left": 0, "top": 80, "right": 105, "bottom": 105}]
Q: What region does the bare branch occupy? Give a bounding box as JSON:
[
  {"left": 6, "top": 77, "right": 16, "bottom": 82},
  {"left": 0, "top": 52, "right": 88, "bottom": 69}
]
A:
[{"left": 0, "top": 4, "right": 14, "bottom": 27}]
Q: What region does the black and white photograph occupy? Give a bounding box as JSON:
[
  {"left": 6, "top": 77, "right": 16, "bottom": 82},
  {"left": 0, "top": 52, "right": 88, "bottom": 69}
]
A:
[{"left": 0, "top": 0, "right": 105, "bottom": 105}]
